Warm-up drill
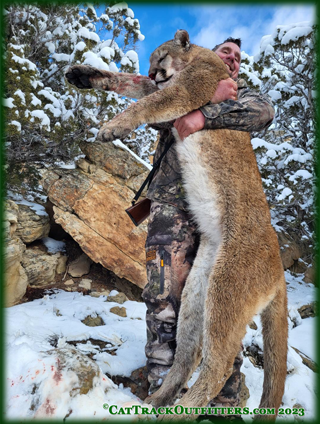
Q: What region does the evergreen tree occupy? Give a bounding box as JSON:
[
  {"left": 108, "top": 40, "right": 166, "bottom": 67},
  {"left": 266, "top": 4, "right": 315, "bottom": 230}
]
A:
[
  {"left": 254, "top": 22, "right": 315, "bottom": 149},
  {"left": 4, "top": 2, "right": 155, "bottom": 196},
  {"left": 240, "top": 22, "right": 316, "bottom": 264},
  {"left": 238, "top": 51, "right": 261, "bottom": 91}
]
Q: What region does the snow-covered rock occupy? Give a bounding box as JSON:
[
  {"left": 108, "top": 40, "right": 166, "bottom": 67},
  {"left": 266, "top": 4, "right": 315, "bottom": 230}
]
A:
[
  {"left": 43, "top": 141, "right": 150, "bottom": 289},
  {"left": 15, "top": 203, "right": 50, "bottom": 244}
]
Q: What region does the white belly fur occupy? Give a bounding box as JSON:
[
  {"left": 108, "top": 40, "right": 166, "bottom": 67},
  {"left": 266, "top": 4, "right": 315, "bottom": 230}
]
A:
[{"left": 173, "top": 129, "right": 222, "bottom": 244}]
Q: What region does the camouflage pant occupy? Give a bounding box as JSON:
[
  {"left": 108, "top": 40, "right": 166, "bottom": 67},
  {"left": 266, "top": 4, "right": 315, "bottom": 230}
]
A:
[{"left": 141, "top": 201, "right": 243, "bottom": 407}]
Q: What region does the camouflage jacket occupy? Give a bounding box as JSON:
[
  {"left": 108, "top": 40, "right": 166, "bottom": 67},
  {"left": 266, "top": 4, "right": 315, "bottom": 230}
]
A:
[{"left": 147, "top": 78, "right": 275, "bottom": 211}]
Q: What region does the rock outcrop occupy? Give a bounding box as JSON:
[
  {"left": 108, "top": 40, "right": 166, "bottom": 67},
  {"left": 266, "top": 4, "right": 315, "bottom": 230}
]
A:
[
  {"left": 278, "top": 231, "right": 303, "bottom": 270},
  {"left": 15, "top": 203, "right": 50, "bottom": 243},
  {"left": 43, "top": 141, "right": 149, "bottom": 289},
  {"left": 4, "top": 200, "right": 67, "bottom": 306},
  {"left": 278, "top": 231, "right": 315, "bottom": 284},
  {"left": 21, "top": 247, "right": 67, "bottom": 287},
  {"left": 4, "top": 201, "right": 29, "bottom": 306}
]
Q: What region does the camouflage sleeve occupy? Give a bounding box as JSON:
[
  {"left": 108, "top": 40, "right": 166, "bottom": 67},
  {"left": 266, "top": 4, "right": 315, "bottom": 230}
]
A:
[{"left": 200, "top": 87, "right": 275, "bottom": 133}]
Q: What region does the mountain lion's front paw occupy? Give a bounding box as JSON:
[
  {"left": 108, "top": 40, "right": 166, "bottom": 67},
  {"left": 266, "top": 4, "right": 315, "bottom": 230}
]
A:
[
  {"left": 65, "top": 65, "right": 104, "bottom": 89},
  {"left": 97, "top": 121, "right": 132, "bottom": 142}
]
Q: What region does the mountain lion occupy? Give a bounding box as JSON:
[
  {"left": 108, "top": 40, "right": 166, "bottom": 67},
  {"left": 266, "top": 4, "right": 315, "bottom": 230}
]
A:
[{"left": 66, "top": 30, "right": 288, "bottom": 420}]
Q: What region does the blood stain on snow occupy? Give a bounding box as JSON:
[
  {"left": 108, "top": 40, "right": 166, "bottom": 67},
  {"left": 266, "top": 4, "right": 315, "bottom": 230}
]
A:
[
  {"left": 45, "top": 399, "right": 56, "bottom": 415},
  {"left": 53, "top": 358, "right": 63, "bottom": 384}
]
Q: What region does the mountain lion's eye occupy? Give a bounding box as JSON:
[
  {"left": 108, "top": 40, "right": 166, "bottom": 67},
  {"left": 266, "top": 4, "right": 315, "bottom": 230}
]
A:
[{"left": 160, "top": 53, "right": 168, "bottom": 62}]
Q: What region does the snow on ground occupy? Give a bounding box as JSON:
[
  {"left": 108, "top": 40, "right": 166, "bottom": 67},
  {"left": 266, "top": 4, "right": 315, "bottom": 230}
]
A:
[
  {"left": 5, "top": 291, "right": 149, "bottom": 420},
  {"left": 242, "top": 271, "right": 317, "bottom": 421},
  {"left": 5, "top": 270, "right": 317, "bottom": 420},
  {"left": 41, "top": 237, "right": 66, "bottom": 254}
]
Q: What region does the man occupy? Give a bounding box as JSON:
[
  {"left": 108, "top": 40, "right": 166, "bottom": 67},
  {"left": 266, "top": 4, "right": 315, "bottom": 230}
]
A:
[
  {"left": 65, "top": 36, "right": 274, "bottom": 409},
  {"left": 142, "top": 37, "right": 275, "bottom": 409}
]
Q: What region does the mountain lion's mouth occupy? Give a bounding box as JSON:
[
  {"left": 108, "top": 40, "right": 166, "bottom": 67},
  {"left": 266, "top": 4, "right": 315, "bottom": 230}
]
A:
[{"left": 156, "top": 74, "right": 173, "bottom": 85}]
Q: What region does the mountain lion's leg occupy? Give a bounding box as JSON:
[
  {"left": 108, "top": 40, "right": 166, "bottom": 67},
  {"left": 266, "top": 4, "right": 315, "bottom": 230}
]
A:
[
  {"left": 259, "top": 281, "right": 288, "bottom": 416},
  {"left": 146, "top": 235, "right": 220, "bottom": 407},
  {"left": 164, "top": 248, "right": 285, "bottom": 421},
  {"left": 65, "top": 65, "right": 158, "bottom": 98}
]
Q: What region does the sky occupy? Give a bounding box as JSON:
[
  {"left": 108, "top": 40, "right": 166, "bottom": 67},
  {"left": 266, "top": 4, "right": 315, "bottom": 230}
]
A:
[{"left": 123, "top": 3, "right": 316, "bottom": 75}]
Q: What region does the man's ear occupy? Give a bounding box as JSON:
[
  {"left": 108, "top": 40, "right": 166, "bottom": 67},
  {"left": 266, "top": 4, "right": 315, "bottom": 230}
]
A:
[{"left": 174, "top": 30, "right": 190, "bottom": 49}]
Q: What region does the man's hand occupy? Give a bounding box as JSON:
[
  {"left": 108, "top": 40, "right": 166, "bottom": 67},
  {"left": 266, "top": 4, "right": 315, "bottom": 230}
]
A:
[
  {"left": 174, "top": 110, "right": 205, "bottom": 141},
  {"left": 174, "top": 78, "right": 238, "bottom": 140},
  {"left": 210, "top": 77, "right": 237, "bottom": 104}
]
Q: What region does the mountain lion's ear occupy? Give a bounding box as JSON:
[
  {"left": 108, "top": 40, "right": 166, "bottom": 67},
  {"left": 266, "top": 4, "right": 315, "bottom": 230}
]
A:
[{"left": 174, "top": 30, "right": 190, "bottom": 49}]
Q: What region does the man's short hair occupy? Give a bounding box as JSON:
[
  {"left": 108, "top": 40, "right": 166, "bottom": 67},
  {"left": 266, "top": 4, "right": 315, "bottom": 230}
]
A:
[{"left": 212, "top": 37, "right": 242, "bottom": 52}]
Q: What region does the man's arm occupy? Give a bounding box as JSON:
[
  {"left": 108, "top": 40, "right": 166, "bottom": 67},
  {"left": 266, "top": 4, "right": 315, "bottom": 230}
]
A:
[
  {"left": 200, "top": 87, "right": 275, "bottom": 133},
  {"left": 174, "top": 82, "right": 275, "bottom": 139}
]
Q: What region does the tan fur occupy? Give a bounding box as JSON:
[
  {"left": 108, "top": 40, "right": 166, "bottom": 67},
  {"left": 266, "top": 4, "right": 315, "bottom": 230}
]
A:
[
  {"left": 151, "top": 129, "right": 288, "bottom": 421},
  {"left": 66, "top": 30, "right": 288, "bottom": 420},
  {"left": 91, "top": 30, "right": 230, "bottom": 142}
]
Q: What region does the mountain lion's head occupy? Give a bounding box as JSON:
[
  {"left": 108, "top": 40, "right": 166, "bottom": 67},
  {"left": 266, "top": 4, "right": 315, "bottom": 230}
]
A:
[
  {"left": 148, "top": 30, "right": 194, "bottom": 90},
  {"left": 148, "top": 30, "right": 228, "bottom": 90}
]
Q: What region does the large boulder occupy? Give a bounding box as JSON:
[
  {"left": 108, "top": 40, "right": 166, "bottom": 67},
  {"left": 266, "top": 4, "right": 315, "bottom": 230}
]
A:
[
  {"left": 4, "top": 200, "right": 68, "bottom": 305},
  {"left": 5, "top": 237, "right": 28, "bottom": 307},
  {"left": 4, "top": 201, "right": 28, "bottom": 306},
  {"left": 43, "top": 141, "right": 149, "bottom": 289},
  {"left": 304, "top": 264, "right": 316, "bottom": 285},
  {"left": 277, "top": 231, "right": 315, "bottom": 284},
  {"left": 21, "top": 246, "right": 67, "bottom": 287},
  {"left": 278, "top": 232, "right": 302, "bottom": 270},
  {"left": 15, "top": 203, "right": 50, "bottom": 244}
]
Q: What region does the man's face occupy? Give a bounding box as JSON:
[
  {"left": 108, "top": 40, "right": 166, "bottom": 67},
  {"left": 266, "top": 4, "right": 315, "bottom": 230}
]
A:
[{"left": 215, "top": 42, "right": 241, "bottom": 79}]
